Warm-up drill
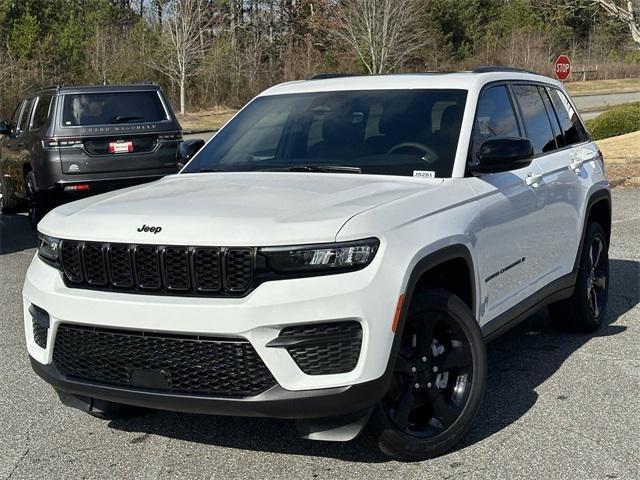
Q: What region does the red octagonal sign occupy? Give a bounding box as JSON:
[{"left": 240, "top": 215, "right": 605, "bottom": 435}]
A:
[{"left": 555, "top": 55, "right": 571, "bottom": 81}]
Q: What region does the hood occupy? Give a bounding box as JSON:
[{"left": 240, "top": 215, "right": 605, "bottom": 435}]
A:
[{"left": 40, "top": 172, "right": 442, "bottom": 245}]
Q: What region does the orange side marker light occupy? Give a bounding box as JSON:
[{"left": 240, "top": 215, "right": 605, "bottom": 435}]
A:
[{"left": 392, "top": 293, "right": 405, "bottom": 333}]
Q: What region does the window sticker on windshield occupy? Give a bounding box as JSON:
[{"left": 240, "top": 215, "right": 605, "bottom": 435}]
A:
[
  {"left": 478, "top": 116, "right": 491, "bottom": 135},
  {"left": 413, "top": 170, "right": 435, "bottom": 178}
]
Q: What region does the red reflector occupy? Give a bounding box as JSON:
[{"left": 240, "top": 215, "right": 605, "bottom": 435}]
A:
[{"left": 64, "top": 184, "right": 90, "bottom": 192}]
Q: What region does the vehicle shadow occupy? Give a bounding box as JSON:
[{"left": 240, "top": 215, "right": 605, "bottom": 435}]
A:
[
  {"left": 0, "top": 213, "right": 37, "bottom": 254},
  {"left": 108, "top": 258, "right": 639, "bottom": 462}
]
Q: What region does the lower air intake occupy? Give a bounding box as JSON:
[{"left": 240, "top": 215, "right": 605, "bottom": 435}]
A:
[{"left": 53, "top": 324, "right": 276, "bottom": 397}]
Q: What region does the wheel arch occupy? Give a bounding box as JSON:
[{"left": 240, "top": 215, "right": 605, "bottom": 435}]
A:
[
  {"left": 378, "top": 244, "right": 477, "bottom": 387},
  {"left": 573, "top": 188, "right": 611, "bottom": 271}
]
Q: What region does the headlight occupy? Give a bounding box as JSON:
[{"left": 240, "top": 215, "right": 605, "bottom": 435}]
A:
[
  {"left": 38, "top": 234, "right": 60, "bottom": 264},
  {"left": 261, "top": 238, "right": 379, "bottom": 273}
]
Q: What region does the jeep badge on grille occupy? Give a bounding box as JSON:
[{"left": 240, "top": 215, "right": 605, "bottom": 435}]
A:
[{"left": 137, "top": 224, "right": 162, "bottom": 234}]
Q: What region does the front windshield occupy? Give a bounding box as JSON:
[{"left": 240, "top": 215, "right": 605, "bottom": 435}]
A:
[{"left": 182, "top": 89, "right": 467, "bottom": 177}]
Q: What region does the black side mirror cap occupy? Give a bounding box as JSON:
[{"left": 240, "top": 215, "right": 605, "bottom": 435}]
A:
[
  {"left": 470, "top": 137, "right": 534, "bottom": 175},
  {"left": 0, "top": 120, "right": 11, "bottom": 136},
  {"left": 178, "top": 139, "right": 205, "bottom": 165}
]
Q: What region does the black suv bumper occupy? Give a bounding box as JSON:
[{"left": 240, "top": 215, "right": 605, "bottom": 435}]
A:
[{"left": 30, "top": 357, "right": 386, "bottom": 419}]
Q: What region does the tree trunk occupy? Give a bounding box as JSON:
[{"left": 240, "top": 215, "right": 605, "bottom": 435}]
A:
[{"left": 180, "top": 74, "right": 186, "bottom": 115}]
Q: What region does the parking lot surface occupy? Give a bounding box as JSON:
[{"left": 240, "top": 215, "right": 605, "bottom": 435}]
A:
[{"left": 1, "top": 189, "right": 638, "bottom": 480}]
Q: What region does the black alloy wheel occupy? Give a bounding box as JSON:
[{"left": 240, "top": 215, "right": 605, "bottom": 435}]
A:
[
  {"left": 586, "top": 234, "right": 607, "bottom": 319},
  {"left": 549, "top": 222, "right": 609, "bottom": 332},
  {"left": 385, "top": 311, "right": 473, "bottom": 437},
  {"left": 363, "top": 289, "right": 486, "bottom": 461}
]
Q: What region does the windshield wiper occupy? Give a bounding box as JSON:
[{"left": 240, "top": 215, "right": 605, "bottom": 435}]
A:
[
  {"left": 112, "top": 115, "right": 145, "bottom": 123},
  {"left": 197, "top": 168, "right": 219, "bottom": 173},
  {"left": 260, "top": 164, "right": 361, "bottom": 174}
]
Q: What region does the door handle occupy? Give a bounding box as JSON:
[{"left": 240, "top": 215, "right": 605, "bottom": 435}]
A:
[
  {"left": 525, "top": 173, "right": 542, "bottom": 187},
  {"left": 569, "top": 159, "right": 585, "bottom": 172}
]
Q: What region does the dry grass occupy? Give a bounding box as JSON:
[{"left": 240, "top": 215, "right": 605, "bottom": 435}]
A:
[
  {"left": 177, "top": 107, "right": 236, "bottom": 131},
  {"left": 596, "top": 131, "right": 640, "bottom": 188},
  {"left": 565, "top": 78, "right": 640, "bottom": 97},
  {"left": 596, "top": 131, "right": 640, "bottom": 162}
]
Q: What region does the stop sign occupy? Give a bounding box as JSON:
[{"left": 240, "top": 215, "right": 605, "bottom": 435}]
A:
[{"left": 555, "top": 55, "right": 571, "bottom": 81}]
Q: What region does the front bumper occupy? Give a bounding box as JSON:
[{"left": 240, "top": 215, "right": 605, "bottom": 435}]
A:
[
  {"left": 23, "top": 250, "right": 401, "bottom": 416},
  {"left": 30, "top": 357, "right": 385, "bottom": 419}
]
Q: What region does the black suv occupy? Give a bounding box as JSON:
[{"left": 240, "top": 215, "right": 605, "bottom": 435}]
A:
[{"left": 0, "top": 83, "right": 182, "bottom": 225}]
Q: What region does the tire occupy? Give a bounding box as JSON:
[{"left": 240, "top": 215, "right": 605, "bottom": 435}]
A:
[
  {"left": 362, "top": 289, "right": 487, "bottom": 461},
  {"left": 25, "top": 170, "right": 50, "bottom": 229},
  {"left": 549, "top": 223, "right": 609, "bottom": 332},
  {"left": 0, "top": 171, "right": 19, "bottom": 213}
]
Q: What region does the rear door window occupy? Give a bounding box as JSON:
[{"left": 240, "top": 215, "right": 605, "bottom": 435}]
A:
[
  {"left": 512, "top": 84, "right": 556, "bottom": 154},
  {"left": 539, "top": 87, "right": 564, "bottom": 148},
  {"left": 30, "top": 95, "right": 53, "bottom": 130},
  {"left": 61, "top": 91, "right": 168, "bottom": 127},
  {"left": 547, "top": 88, "right": 589, "bottom": 145}
]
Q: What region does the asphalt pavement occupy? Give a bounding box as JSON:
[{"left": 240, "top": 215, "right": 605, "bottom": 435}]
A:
[
  {"left": 1, "top": 189, "right": 639, "bottom": 480},
  {"left": 574, "top": 91, "right": 640, "bottom": 120}
]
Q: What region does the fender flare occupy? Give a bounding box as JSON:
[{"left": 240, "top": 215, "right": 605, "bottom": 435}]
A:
[
  {"left": 377, "top": 244, "right": 477, "bottom": 392},
  {"left": 573, "top": 188, "right": 611, "bottom": 272}
]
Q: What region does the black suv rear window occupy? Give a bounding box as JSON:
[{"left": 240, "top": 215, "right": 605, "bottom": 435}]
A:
[{"left": 61, "top": 91, "right": 167, "bottom": 127}]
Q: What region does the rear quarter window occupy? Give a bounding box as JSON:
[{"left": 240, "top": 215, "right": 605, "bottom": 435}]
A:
[
  {"left": 31, "top": 95, "right": 53, "bottom": 130},
  {"left": 18, "top": 98, "right": 35, "bottom": 133},
  {"left": 547, "top": 88, "right": 589, "bottom": 145},
  {"left": 61, "top": 91, "right": 168, "bottom": 127}
]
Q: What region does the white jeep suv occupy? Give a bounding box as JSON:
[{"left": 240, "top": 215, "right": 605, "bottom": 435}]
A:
[{"left": 23, "top": 68, "right": 611, "bottom": 461}]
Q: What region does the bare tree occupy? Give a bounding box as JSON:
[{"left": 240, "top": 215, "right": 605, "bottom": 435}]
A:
[
  {"left": 593, "top": 0, "right": 640, "bottom": 47},
  {"left": 331, "top": 0, "right": 427, "bottom": 74},
  {"left": 148, "top": 0, "right": 213, "bottom": 114}
]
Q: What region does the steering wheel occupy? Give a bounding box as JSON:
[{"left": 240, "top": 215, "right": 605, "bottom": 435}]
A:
[{"left": 386, "top": 142, "right": 439, "bottom": 164}]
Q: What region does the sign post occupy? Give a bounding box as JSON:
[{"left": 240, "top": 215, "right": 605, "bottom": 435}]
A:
[{"left": 555, "top": 55, "right": 571, "bottom": 81}]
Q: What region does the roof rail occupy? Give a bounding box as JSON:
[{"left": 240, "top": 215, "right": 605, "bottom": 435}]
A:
[
  {"left": 308, "top": 73, "right": 361, "bottom": 80},
  {"left": 38, "top": 85, "right": 61, "bottom": 91},
  {"left": 473, "top": 66, "right": 538, "bottom": 75}
]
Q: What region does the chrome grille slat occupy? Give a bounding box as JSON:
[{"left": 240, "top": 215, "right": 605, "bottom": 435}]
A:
[{"left": 59, "top": 240, "right": 254, "bottom": 297}]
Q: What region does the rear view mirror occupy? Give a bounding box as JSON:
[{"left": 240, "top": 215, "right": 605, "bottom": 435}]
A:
[
  {"left": 471, "top": 137, "right": 533, "bottom": 174},
  {"left": 178, "top": 139, "right": 205, "bottom": 165},
  {"left": 0, "top": 120, "right": 11, "bottom": 136}
]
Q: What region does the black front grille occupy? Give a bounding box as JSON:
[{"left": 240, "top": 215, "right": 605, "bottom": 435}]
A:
[
  {"left": 53, "top": 324, "right": 276, "bottom": 397},
  {"left": 279, "top": 321, "right": 363, "bottom": 375},
  {"left": 60, "top": 240, "right": 254, "bottom": 297}
]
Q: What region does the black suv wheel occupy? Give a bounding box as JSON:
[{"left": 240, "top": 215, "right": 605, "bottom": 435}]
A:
[
  {"left": 25, "top": 170, "right": 49, "bottom": 228},
  {"left": 549, "top": 222, "right": 609, "bottom": 331},
  {"left": 363, "top": 289, "right": 487, "bottom": 461},
  {"left": 0, "top": 171, "right": 19, "bottom": 213}
]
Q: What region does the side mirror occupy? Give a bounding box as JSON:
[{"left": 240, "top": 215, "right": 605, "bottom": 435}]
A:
[
  {"left": 0, "top": 120, "right": 11, "bottom": 136},
  {"left": 178, "top": 138, "right": 205, "bottom": 165},
  {"left": 471, "top": 137, "right": 534, "bottom": 174}
]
